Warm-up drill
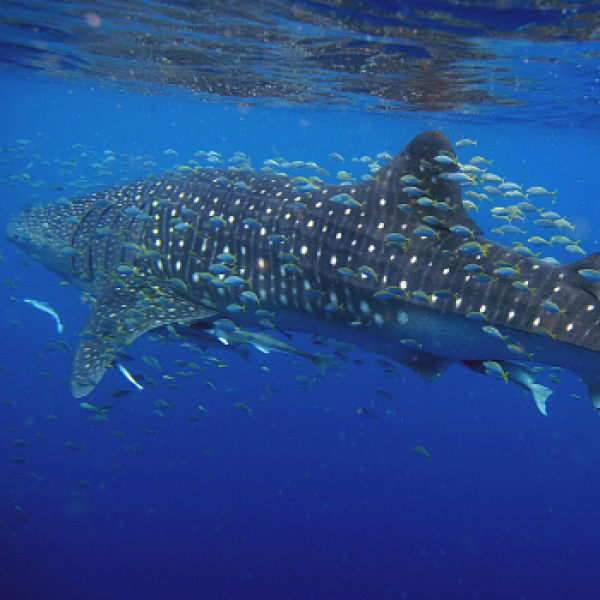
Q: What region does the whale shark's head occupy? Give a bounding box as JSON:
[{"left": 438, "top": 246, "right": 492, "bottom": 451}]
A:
[{"left": 7, "top": 204, "right": 82, "bottom": 282}]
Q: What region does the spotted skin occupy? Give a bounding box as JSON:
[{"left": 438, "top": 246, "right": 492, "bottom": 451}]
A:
[{"left": 7, "top": 132, "right": 600, "bottom": 412}]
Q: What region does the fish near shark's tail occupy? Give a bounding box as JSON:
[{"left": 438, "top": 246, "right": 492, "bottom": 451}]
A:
[
  {"left": 528, "top": 384, "right": 552, "bottom": 417},
  {"left": 462, "top": 359, "right": 552, "bottom": 415}
]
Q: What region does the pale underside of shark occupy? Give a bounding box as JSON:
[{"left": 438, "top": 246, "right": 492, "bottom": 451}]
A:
[{"left": 6, "top": 131, "right": 600, "bottom": 418}]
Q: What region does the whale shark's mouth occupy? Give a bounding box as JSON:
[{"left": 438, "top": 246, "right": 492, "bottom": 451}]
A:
[
  {"left": 6, "top": 205, "right": 83, "bottom": 281},
  {"left": 6, "top": 212, "right": 28, "bottom": 243},
  {"left": 6, "top": 211, "right": 50, "bottom": 253}
]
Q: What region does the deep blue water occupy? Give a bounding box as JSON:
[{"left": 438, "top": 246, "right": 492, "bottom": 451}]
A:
[{"left": 1, "top": 72, "right": 600, "bottom": 600}]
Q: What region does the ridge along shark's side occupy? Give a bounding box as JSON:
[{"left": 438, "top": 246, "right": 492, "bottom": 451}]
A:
[{"left": 6, "top": 131, "right": 600, "bottom": 417}]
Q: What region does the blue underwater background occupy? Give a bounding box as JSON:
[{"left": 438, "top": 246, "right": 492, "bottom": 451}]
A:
[{"left": 2, "top": 4, "right": 600, "bottom": 599}]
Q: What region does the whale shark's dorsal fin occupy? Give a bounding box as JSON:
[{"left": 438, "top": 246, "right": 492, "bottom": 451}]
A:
[
  {"left": 375, "top": 130, "right": 483, "bottom": 235},
  {"left": 71, "top": 283, "right": 216, "bottom": 397}
]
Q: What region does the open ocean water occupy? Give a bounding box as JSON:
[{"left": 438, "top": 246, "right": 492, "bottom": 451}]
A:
[{"left": 1, "top": 2, "right": 600, "bottom": 599}]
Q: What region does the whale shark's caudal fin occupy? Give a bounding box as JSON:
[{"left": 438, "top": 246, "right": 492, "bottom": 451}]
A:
[
  {"left": 589, "top": 388, "right": 600, "bottom": 415},
  {"left": 71, "top": 282, "right": 216, "bottom": 398},
  {"left": 578, "top": 371, "right": 600, "bottom": 416}
]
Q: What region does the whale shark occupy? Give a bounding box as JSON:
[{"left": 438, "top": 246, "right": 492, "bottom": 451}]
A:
[{"left": 6, "top": 131, "right": 600, "bottom": 416}]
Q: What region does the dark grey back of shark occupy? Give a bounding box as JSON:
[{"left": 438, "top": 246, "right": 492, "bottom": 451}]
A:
[{"left": 7, "top": 131, "right": 600, "bottom": 415}]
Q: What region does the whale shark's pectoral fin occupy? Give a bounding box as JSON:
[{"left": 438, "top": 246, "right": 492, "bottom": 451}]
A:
[{"left": 71, "top": 283, "right": 217, "bottom": 398}]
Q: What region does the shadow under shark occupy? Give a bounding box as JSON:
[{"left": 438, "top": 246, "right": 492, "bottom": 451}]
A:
[{"left": 7, "top": 131, "right": 600, "bottom": 417}]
